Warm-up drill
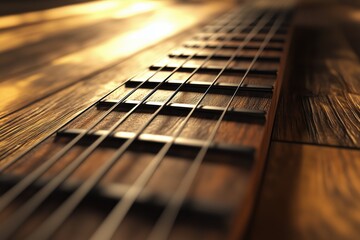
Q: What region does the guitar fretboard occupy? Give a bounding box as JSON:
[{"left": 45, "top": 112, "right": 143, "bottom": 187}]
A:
[{"left": 0, "top": 4, "right": 292, "bottom": 240}]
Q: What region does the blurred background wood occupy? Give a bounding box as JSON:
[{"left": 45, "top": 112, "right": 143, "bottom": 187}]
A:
[{"left": 249, "top": 1, "right": 360, "bottom": 239}]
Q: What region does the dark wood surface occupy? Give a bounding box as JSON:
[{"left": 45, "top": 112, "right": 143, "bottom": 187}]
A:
[
  {"left": 272, "top": 25, "right": 360, "bottom": 147},
  {"left": 1, "top": 0, "right": 359, "bottom": 239},
  {"left": 250, "top": 142, "right": 360, "bottom": 240},
  {"left": 0, "top": 1, "right": 293, "bottom": 239},
  {"left": 249, "top": 2, "right": 360, "bottom": 239},
  {"left": 0, "top": 1, "right": 228, "bottom": 163}
]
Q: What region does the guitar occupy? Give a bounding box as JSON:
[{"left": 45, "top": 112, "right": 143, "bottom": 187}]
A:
[{"left": 0, "top": 1, "right": 293, "bottom": 239}]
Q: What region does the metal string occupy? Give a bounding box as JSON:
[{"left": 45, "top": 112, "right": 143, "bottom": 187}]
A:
[
  {"left": 147, "top": 12, "right": 286, "bottom": 240},
  {"left": 0, "top": 8, "right": 251, "bottom": 239},
  {"left": 0, "top": 5, "right": 243, "bottom": 173},
  {"left": 0, "top": 68, "right": 167, "bottom": 212},
  {"left": 26, "top": 9, "right": 260, "bottom": 240},
  {"left": 87, "top": 10, "right": 274, "bottom": 240},
  {"left": 0, "top": 6, "right": 249, "bottom": 211}
]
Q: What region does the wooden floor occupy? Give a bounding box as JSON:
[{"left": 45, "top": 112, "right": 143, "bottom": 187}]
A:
[
  {"left": 0, "top": 0, "right": 229, "bottom": 162},
  {"left": 249, "top": 2, "right": 360, "bottom": 239},
  {"left": 0, "top": 0, "right": 360, "bottom": 239}
]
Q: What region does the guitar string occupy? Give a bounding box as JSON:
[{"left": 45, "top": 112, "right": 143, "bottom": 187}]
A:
[
  {"left": 26, "top": 8, "right": 265, "bottom": 240},
  {"left": 88, "top": 10, "right": 275, "bottom": 240},
  {"left": 0, "top": 61, "right": 175, "bottom": 211},
  {"left": 147, "top": 11, "right": 287, "bottom": 240},
  {"left": 0, "top": 13, "right": 237, "bottom": 173},
  {"left": 0, "top": 7, "right": 249, "bottom": 173},
  {"left": 0, "top": 10, "right": 246, "bottom": 173},
  {"left": 0, "top": 6, "right": 242, "bottom": 173},
  {"left": 0, "top": 17, "right": 231, "bottom": 213},
  {"left": 0, "top": 7, "right": 247, "bottom": 173},
  {"left": 0, "top": 6, "right": 249, "bottom": 213},
  {"left": 30, "top": 9, "right": 268, "bottom": 240},
  {"left": 0, "top": 7, "right": 253, "bottom": 239}
]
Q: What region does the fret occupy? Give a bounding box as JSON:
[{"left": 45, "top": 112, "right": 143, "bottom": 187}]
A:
[
  {"left": 124, "top": 79, "right": 274, "bottom": 93},
  {"left": 129, "top": 70, "right": 276, "bottom": 87},
  {"left": 241, "top": 26, "right": 288, "bottom": 34},
  {"left": 194, "top": 34, "right": 286, "bottom": 44},
  {"left": 57, "top": 129, "right": 256, "bottom": 160},
  {"left": 149, "top": 64, "right": 278, "bottom": 76},
  {"left": 96, "top": 100, "right": 267, "bottom": 121},
  {"left": 204, "top": 26, "right": 288, "bottom": 35},
  {"left": 184, "top": 40, "right": 284, "bottom": 51},
  {"left": 170, "top": 47, "right": 282, "bottom": 60},
  {"left": 169, "top": 53, "right": 280, "bottom": 62},
  {"left": 0, "top": 173, "right": 233, "bottom": 223},
  {"left": 193, "top": 32, "right": 286, "bottom": 42},
  {"left": 0, "top": 4, "right": 293, "bottom": 240},
  {"left": 150, "top": 56, "right": 279, "bottom": 74}
]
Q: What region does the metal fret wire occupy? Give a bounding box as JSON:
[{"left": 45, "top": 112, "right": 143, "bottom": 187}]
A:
[
  {"left": 0, "top": 7, "right": 240, "bottom": 174},
  {"left": 27, "top": 9, "right": 265, "bottom": 240},
  {"left": 88, "top": 11, "right": 275, "bottom": 240},
  {"left": 0, "top": 8, "right": 246, "bottom": 173},
  {"left": 0, "top": 8, "right": 253, "bottom": 239},
  {"left": 148, "top": 12, "right": 286, "bottom": 240},
  {"left": 0, "top": 64, "right": 176, "bottom": 213},
  {"left": 0, "top": 11, "right": 248, "bottom": 173},
  {"left": 0, "top": 29, "right": 222, "bottom": 213},
  {"left": 0, "top": 6, "right": 249, "bottom": 212},
  {"left": 0, "top": 12, "right": 239, "bottom": 173},
  {"left": 2, "top": 69, "right": 180, "bottom": 212}
]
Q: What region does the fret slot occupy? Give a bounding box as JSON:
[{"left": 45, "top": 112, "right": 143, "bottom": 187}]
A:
[
  {"left": 187, "top": 40, "right": 284, "bottom": 49},
  {"left": 226, "top": 36, "right": 285, "bottom": 43},
  {"left": 0, "top": 174, "right": 231, "bottom": 224},
  {"left": 169, "top": 47, "right": 282, "bottom": 60},
  {"left": 149, "top": 65, "right": 278, "bottom": 76},
  {"left": 96, "top": 100, "right": 266, "bottom": 121},
  {"left": 193, "top": 34, "right": 285, "bottom": 43},
  {"left": 184, "top": 42, "right": 284, "bottom": 51},
  {"left": 169, "top": 53, "right": 280, "bottom": 62},
  {"left": 0, "top": 5, "right": 292, "bottom": 240},
  {"left": 125, "top": 79, "right": 273, "bottom": 93},
  {"left": 241, "top": 27, "right": 288, "bottom": 34},
  {"left": 56, "top": 129, "right": 256, "bottom": 160}
]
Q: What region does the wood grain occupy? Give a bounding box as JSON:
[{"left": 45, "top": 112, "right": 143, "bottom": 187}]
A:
[
  {"left": 0, "top": 21, "right": 200, "bottom": 163},
  {"left": 0, "top": 2, "right": 227, "bottom": 119},
  {"left": 272, "top": 22, "right": 360, "bottom": 147},
  {"left": 250, "top": 4, "right": 360, "bottom": 239},
  {"left": 0, "top": 2, "right": 293, "bottom": 239},
  {"left": 273, "top": 94, "right": 360, "bottom": 147},
  {"left": 0, "top": 2, "right": 167, "bottom": 77},
  {"left": 250, "top": 142, "right": 360, "bottom": 240}
]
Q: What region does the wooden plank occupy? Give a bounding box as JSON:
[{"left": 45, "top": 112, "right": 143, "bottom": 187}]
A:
[
  {"left": 250, "top": 5, "right": 360, "bottom": 239},
  {"left": 0, "top": 2, "right": 228, "bottom": 119},
  {"left": 0, "top": 5, "right": 293, "bottom": 239},
  {"left": 0, "top": 22, "right": 196, "bottom": 163},
  {"left": 273, "top": 94, "right": 360, "bottom": 147},
  {"left": 0, "top": 1, "right": 135, "bottom": 29},
  {"left": 249, "top": 142, "right": 360, "bottom": 240},
  {"left": 0, "top": 4, "right": 166, "bottom": 78},
  {"left": 0, "top": 1, "right": 164, "bottom": 53},
  {"left": 272, "top": 25, "right": 360, "bottom": 147}
]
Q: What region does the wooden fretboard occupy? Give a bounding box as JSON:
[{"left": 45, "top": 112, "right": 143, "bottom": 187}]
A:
[{"left": 0, "top": 4, "right": 292, "bottom": 240}]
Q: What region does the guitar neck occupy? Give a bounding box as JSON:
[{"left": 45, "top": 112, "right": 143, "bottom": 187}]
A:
[{"left": 0, "top": 2, "right": 293, "bottom": 240}]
